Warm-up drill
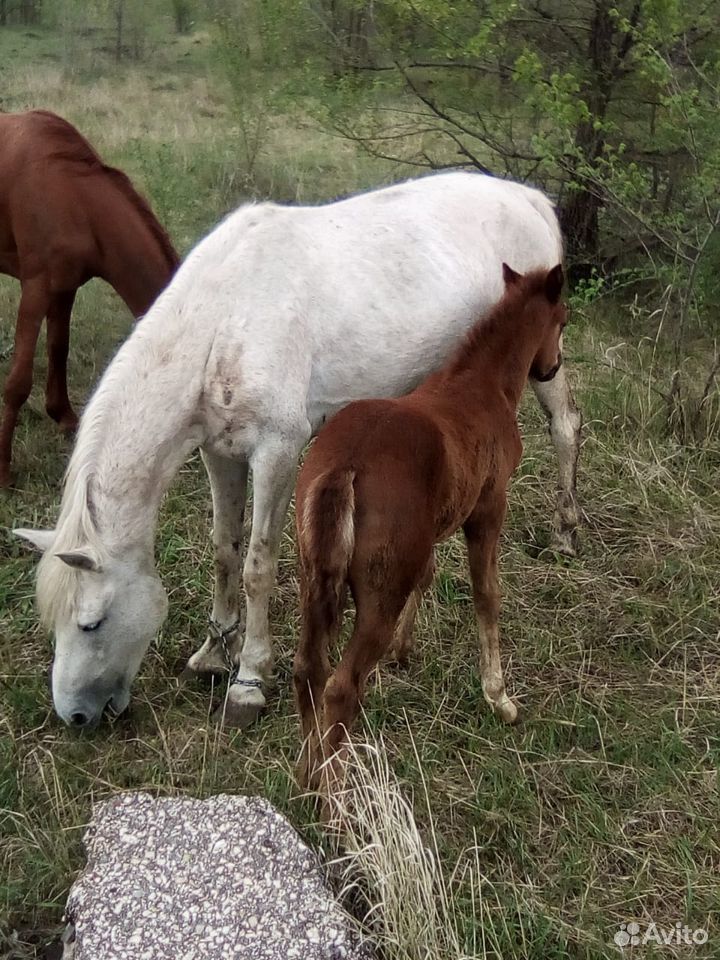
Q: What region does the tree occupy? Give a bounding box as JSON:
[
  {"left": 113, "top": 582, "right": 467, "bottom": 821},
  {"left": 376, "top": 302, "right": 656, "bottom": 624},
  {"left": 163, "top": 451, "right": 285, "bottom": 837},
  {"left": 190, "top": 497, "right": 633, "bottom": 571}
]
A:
[
  {"left": 319, "top": 0, "right": 375, "bottom": 74},
  {"left": 0, "top": 0, "right": 43, "bottom": 24},
  {"left": 170, "top": 0, "right": 193, "bottom": 33},
  {"left": 313, "top": 0, "right": 719, "bottom": 274}
]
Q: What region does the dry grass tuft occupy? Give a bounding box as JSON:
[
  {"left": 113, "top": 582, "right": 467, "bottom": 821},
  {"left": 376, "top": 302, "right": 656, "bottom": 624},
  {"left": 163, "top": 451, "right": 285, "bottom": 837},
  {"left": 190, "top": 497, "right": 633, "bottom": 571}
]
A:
[{"left": 325, "top": 727, "right": 471, "bottom": 960}]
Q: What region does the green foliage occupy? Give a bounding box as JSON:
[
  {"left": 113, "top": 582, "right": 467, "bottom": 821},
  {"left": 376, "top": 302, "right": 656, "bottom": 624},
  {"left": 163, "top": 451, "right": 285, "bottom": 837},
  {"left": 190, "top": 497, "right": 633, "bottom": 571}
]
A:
[{"left": 248, "top": 0, "right": 719, "bottom": 438}]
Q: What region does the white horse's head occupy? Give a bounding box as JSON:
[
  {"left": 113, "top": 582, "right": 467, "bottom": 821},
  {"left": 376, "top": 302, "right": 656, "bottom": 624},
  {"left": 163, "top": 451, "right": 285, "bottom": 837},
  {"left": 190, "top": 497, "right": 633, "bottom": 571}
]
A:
[{"left": 14, "top": 527, "right": 168, "bottom": 728}]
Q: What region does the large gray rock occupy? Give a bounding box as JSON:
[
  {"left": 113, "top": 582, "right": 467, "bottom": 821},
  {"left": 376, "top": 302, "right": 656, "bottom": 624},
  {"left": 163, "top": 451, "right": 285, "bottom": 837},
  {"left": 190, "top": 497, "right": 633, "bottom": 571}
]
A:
[{"left": 62, "top": 792, "right": 373, "bottom": 960}]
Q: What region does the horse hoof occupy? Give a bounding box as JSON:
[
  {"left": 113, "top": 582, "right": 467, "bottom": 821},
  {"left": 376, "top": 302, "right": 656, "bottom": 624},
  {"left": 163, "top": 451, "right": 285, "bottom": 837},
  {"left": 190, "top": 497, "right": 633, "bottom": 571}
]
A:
[
  {"left": 185, "top": 644, "right": 230, "bottom": 678},
  {"left": 214, "top": 684, "right": 266, "bottom": 728},
  {"left": 178, "top": 664, "right": 219, "bottom": 684},
  {"left": 551, "top": 505, "right": 580, "bottom": 557},
  {"left": 496, "top": 697, "right": 519, "bottom": 725},
  {"left": 59, "top": 416, "right": 79, "bottom": 435},
  {"left": 549, "top": 529, "right": 578, "bottom": 558},
  {"left": 385, "top": 645, "right": 412, "bottom": 668},
  {"left": 181, "top": 661, "right": 226, "bottom": 682}
]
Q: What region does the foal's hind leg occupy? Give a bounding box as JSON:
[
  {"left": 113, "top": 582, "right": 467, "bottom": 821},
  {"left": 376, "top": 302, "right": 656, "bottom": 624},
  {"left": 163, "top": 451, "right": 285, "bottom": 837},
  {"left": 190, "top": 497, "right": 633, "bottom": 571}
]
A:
[
  {"left": 185, "top": 450, "right": 249, "bottom": 677},
  {"left": 320, "top": 549, "right": 421, "bottom": 792},
  {"left": 293, "top": 577, "right": 341, "bottom": 791},
  {"left": 320, "top": 602, "right": 402, "bottom": 794},
  {"left": 219, "top": 429, "right": 309, "bottom": 728},
  {"left": 45, "top": 290, "right": 78, "bottom": 433},
  {"left": 464, "top": 491, "right": 518, "bottom": 724},
  {"left": 0, "top": 278, "right": 50, "bottom": 486},
  {"left": 530, "top": 364, "right": 582, "bottom": 556}
]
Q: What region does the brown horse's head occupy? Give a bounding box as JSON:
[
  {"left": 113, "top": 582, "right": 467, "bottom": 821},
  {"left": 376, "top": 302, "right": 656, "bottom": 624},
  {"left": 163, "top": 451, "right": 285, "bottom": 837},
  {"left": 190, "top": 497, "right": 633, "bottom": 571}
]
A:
[{"left": 502, "top": 262, "right": 567, "bottom": 382}]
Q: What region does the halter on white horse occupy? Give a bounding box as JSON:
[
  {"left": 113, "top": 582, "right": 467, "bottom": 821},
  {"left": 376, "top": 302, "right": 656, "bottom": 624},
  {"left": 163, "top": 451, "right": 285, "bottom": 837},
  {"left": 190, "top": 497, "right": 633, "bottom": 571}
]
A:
[{"left": 15, "top": 171, "right": 581, "bottom": 728}]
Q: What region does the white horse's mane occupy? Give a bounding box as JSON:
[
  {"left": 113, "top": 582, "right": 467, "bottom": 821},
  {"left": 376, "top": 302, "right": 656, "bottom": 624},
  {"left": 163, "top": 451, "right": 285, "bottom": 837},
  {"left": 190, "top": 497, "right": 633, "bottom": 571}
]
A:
[
  {"left": 36, "top": 461, "right": 107, "bottom": 626},
  {"left": 35, "top": 282, "right": 186, "bottom": 626}
]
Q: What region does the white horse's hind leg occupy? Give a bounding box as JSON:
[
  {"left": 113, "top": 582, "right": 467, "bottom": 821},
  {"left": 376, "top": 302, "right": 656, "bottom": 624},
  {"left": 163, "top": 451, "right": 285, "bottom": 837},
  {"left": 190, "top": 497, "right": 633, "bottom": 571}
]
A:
[
  {"left": 186, "top": 450, "right": 249, "bottom": 676},
  {"left": 219, "top": 431, "right": 308, "bottom": 728},
  {"left": 530, "top": 364, "right": 582, "bottom": 556}
]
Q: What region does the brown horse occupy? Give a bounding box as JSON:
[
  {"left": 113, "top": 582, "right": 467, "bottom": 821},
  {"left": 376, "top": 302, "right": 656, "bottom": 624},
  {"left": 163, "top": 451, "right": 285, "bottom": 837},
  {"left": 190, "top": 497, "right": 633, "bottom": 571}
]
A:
[
  {"left": 0, "top": 109, "right": 179, "bottom": 486},
  {"left": 294, "top": 262, "right": 567, "bottom": 794}
]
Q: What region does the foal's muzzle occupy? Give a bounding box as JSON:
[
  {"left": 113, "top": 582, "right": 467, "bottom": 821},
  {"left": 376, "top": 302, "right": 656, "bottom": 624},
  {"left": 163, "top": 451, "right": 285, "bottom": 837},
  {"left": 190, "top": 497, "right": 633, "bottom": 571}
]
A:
[{"left": 531, "top": 355, "right": 563, "bottom": 383}]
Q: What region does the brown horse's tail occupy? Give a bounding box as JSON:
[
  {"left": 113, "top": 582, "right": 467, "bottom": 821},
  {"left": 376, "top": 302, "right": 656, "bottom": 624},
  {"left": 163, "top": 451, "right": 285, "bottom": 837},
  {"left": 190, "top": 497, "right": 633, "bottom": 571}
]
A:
[{"left": 298, "top": 469, "right": 356, "bottom": 641}]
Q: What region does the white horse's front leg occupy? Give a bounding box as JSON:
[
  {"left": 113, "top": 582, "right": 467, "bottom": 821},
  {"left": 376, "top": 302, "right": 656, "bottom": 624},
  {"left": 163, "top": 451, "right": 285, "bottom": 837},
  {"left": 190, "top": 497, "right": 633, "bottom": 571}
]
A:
[
  {"left": 218, "top": 432, "right": 308, "bottom": 728},
  {"left": 530, "top": 363, "right": 582, "bottom": 556},
  {"left": 185, "top": 450, "right": 249, "bottom": 676}
]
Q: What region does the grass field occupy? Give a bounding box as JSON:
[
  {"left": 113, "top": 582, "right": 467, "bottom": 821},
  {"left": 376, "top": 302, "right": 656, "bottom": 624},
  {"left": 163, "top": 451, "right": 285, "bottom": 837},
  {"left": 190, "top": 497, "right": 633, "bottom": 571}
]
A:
[{"left": 1, "top": 21, "right": 719, "bottom": 960}]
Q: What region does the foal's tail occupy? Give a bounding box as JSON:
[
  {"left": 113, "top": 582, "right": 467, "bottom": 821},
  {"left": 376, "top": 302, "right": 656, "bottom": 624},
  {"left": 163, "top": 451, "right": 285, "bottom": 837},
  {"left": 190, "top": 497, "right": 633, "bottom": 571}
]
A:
[{"left": 298, "top": 469, "right": 356, "bottom": 637}]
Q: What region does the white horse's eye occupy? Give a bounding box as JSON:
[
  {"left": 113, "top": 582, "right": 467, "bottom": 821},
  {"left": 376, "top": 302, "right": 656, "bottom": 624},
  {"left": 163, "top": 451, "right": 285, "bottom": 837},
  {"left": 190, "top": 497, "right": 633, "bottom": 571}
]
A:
[{"left": 79, "top": 619, "right": 103, "bottom": 633}]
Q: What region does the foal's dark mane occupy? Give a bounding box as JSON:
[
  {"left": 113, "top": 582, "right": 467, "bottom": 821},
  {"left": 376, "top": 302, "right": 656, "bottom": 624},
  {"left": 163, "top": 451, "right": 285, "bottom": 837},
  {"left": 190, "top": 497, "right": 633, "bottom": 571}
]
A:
[
  {"left": 444, "top": 268, "right": 549, "bottom": 378},
  {"left": 32, "top": 110, "right": 179, "bottom": 272}
]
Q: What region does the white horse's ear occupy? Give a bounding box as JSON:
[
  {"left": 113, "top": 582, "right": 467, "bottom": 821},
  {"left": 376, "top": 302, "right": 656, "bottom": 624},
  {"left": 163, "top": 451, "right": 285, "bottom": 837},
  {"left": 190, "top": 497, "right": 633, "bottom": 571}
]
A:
[
  {"left": 55, "top": 550, "right": 101, "bottom": 573},
  {"left": 13, "top": 528, "right": 57, "bottom": 553}
]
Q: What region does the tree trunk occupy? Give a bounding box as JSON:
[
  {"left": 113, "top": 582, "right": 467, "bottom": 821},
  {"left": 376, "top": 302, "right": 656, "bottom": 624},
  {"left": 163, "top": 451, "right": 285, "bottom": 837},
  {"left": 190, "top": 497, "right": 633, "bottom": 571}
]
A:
[
  {"left": 21, "top": 0, "right": 41, "bottom": 24},
  {"left": 115, "top": 0, "right": 124, "bottom": 61},
  {"left": 326, "top": 0, "right": 373, "bottom": 75},
  {"left": 172, "top": 0, "right": 192, "bottom": 34},
  {"left": 559, "top": 0, "right": 616, "bottom": 274},
  {"left": 559, "top": 115, "right": 604, "bottom": 272}
]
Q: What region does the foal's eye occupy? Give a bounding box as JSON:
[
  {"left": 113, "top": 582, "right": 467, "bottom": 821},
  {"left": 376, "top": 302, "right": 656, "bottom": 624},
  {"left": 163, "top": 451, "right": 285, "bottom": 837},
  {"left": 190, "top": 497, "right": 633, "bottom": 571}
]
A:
[{"left": 79, "top": 619, "right": 104, "bottom": 633}]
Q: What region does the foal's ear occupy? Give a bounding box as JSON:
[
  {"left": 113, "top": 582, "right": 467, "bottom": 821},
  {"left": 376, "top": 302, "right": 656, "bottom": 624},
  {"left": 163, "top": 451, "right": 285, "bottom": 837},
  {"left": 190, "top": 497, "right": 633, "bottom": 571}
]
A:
[
  {"left": 545, "top": 264, "right": 564, "bottom": 304},
  {"left": 502, "top": 262, "right": 522, "bottom": 286},
  {"left": 55, "top": 550, "right": 101, "bottom": 573},
  {"left": 13, "top": 527, "right": 56, "bottom": 553}
]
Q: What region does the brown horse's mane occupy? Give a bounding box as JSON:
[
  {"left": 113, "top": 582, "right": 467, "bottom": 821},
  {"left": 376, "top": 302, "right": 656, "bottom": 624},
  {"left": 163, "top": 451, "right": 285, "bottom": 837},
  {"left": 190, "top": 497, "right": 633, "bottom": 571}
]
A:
[
  {"left": 30, "top": 110, "right": 179, "bottom": 271},
  {"left": 444, "top": 268, "right": 549, "bottom": 378}
]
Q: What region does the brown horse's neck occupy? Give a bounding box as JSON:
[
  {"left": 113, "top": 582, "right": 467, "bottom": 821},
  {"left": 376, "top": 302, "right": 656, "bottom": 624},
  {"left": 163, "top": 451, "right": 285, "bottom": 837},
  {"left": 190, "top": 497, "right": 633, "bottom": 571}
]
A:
[
  {"left": 428, "top": 294, "right": 548, "bottom": 412},
  {"left": 89, "top": 176, "right": 179, "bottom": 318}
]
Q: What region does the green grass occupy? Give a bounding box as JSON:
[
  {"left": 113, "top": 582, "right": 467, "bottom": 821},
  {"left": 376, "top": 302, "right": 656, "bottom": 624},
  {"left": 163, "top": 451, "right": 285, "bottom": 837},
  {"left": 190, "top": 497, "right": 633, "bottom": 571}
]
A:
[{"left": 1, "top": 22, "right": 720, "bottom": 960}]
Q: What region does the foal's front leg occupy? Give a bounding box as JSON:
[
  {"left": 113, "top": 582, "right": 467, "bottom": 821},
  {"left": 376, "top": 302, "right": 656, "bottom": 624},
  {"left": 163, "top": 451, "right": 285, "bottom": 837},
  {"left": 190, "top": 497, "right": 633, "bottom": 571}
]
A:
[
  {"left": 387, "top": 553, "right": 435, "bottom": 665},
  {"left": 185, "top": 450, "right": 248, "bottom": 676},
  {"left": 464, "top": 493, "right": 518, "bottom": 724}
]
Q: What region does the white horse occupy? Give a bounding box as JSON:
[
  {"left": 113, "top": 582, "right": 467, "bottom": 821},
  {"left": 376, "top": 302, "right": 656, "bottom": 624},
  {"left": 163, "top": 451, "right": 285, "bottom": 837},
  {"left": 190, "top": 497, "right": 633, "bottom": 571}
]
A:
[{"left": 15, "top": 171, "right": 581, "bottom": 729}]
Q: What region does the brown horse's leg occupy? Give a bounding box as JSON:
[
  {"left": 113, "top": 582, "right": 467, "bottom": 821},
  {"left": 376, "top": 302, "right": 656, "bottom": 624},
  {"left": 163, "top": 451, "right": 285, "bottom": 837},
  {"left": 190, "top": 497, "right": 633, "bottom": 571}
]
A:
[
  {"left": 464, "top": 492, "right": 518, "bottom": 724},
  {"left": 388, "top": 553, "right": 435, "bottom": 665},
  {"left": 45, "top": 290, "right": 78, "bottom": 433},
  {"left": 0, "top": 279, "right": 50, "bottom": 486},
  {"left": 293, "top": 578, "right": 338, "bottom": 791},
  {"left": 320, "top": 596, "right": 406, "bottom": 799}
]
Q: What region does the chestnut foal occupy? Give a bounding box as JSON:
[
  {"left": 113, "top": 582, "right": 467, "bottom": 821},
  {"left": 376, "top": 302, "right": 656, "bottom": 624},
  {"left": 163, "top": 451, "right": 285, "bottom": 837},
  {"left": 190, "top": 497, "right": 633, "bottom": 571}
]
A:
[{"left": 294, "top": 262, "right": 567, "bottom": 792}]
